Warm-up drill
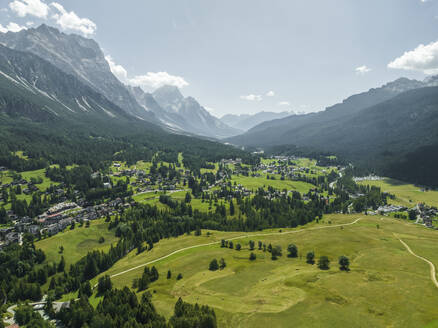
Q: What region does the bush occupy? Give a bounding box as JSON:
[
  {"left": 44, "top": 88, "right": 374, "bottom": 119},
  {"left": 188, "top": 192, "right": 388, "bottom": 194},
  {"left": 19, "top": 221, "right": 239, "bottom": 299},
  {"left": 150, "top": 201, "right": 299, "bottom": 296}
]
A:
[
  {"left": 318, "top": 256, "right": 330, "bottom": 270},
  {"left": 209, "top": 259, "right": 219, "bottom": 271}
]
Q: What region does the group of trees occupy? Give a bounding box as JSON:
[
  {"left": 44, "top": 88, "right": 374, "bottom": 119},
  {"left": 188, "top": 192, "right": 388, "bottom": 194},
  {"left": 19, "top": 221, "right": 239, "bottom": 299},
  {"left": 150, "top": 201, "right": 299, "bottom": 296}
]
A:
[
  {"left": 56, "top": 284, "right": 217, "bottom": 328},
  {"left": 209, "top": 258, "right": 226, "bottom": 271}
]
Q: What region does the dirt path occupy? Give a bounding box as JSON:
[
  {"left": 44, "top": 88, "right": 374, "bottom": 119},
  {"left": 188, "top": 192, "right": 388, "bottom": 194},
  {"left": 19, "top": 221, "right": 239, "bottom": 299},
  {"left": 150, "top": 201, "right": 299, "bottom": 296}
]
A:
[
  {"left": 398, "top": 238, "right": 438, "bottom": 289},
  {"left": 108, "top": 217, "right": 362, "bottom": 280}
]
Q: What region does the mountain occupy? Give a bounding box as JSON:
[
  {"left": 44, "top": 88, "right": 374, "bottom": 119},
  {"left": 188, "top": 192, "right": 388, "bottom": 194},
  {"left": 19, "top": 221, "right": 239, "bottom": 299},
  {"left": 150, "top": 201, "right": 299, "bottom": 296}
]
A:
[
  {"left": 228, "top": 77, "right": 438, "bottom": 186},
  {"left": 229, "top": 77, "right": 427, "bottom": 146},
  {"left": 130, "top": 85, "right": 241, "bottom": 139},
  {"left": 0, "top": 44, "right": 133, "bottom": 123},
  {"left": 0, "top": 24, "right": 154, "bottom": 122},
  {"left": 221, "top": 111, "right": 292, "bottom": 131}
]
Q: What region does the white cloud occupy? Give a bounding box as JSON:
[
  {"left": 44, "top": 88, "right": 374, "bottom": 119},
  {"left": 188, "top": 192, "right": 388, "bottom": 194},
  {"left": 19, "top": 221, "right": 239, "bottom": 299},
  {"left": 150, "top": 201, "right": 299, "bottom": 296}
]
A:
[
  {"left": 278, "top": 101, "right": 290, "bottom": 106},
  {"left": 355, "top": 65, "right": 371, "bottom": 74},
  {"left": 105, "top": 55, "right": 189, "bottom": 89},
  {"left": 388, "top": 40, "right": 438, "bottom": 75},
  {"left": 266, "top": 90, "right": 275, "bottom": 97},
  {"left": 9, "top": 0, "right": 49, "bottom": 18},
  {"left": 129, "top": 72, "right": 189, "bottom": 89},
  {"left": 105, "top": 55, "right": 128, "bottom": 83},
  {"left": 240, "top": 94, "right": 262, "bottom": 101},
  {"left": 26, "top": 21, "right": 34, "bottom": 26},
  {"left": 0, "top": 22, "right": 27, "bottom": 33},
  {"left": 50, "top": 2, "right": 96, "bottom": 36}
]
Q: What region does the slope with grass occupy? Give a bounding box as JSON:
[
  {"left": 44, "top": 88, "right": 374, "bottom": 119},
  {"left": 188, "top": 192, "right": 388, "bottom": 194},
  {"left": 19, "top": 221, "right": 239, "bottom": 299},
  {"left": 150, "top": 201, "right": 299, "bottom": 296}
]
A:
[
  {"left": 357, "top": 178, "right": 438, "bottom": 207},
  {"left": 90, "top": 214, "right": 438, "bottom": 328},
  {"left": 36, "top": 218, "right": 118, "bottom": 266}
]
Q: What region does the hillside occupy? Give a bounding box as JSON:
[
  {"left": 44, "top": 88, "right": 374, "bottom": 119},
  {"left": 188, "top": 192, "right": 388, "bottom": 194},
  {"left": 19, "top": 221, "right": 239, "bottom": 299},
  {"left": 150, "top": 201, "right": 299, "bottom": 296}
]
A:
[
  {"left": 0, "top": 24, "right": 154, "bottom": 122},
  {"left": 221, "top": 111, "right": 292, "bottom": 131},
  {"left": 228, "top": 80, "right": 438, "bottom": 186}
]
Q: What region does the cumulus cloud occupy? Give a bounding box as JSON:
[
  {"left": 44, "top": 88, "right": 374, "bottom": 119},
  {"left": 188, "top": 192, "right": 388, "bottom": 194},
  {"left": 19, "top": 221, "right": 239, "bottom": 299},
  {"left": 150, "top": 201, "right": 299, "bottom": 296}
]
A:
[
  {"left": 355, "top": 65, "right": 371, "bottom": 74},
  {"left": 0, "top": 22, "right": 27, "bottom": 33},
  {"left": 388, "top": 40, "right": 438, "bottom": 75},
  {"left": 266, "top": 90, "right": 275, "bottom": 97},
  {"left": 105, "top": 55, "right": 189, "bottom": 89},
  {"left": 9, "top": 0, "right": 49, "bottom": 18},
  {"left": 50, "top": 2, "right": 96, "bottom": 36},
  {"left": 105, "top": 55, "right": 128, "bottom": 83},
  {"left": 240, "top": 94, "right": 262, "bottom": 101},
  {"left": 278, "top": 101, "right": 290, "bottom": 106},
  {"left": 129, "top": 72, "right": 189, "bottom": 89}
]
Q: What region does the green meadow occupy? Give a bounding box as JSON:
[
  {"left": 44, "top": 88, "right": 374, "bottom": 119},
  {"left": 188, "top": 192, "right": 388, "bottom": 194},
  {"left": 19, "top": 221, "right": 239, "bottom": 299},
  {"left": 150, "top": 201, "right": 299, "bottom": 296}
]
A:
[
  {"left": 358, "top": 178, "right": 438, "bottom": 208},
  {"left": 89, "top": 214, "right": 438, "bottom": 328},
  {"left": 36, "top": 218, "right": 118, "bottom": 266}
]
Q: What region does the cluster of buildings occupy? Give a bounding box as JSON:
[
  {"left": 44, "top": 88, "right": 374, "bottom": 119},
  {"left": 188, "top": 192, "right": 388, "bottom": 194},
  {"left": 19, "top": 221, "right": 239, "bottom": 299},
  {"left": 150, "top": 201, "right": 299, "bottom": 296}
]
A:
[{"left": 353, "top": 175, "right": 383, "bottom": 182}]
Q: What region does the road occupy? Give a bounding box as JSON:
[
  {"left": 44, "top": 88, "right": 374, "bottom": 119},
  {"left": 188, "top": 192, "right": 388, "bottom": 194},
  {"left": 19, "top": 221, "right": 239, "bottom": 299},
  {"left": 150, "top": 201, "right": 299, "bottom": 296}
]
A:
[
  {"left": 107, "top": 217, "right": 362, "bottom": 280},
  {"left": 398, "top": 237, "right": 438, "bottom": 289}
]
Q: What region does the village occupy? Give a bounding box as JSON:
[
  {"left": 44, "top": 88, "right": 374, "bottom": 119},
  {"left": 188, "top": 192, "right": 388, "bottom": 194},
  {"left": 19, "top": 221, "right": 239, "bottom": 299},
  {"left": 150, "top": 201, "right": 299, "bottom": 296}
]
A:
[{"left": 1, "top": 156, "right": 437, "bottom": 250}]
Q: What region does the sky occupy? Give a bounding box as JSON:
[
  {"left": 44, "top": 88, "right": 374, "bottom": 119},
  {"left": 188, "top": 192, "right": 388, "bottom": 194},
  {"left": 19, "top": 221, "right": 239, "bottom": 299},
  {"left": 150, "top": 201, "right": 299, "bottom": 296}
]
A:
[{"left": 0, "top": 0, "right": 438, "bottom": 117}]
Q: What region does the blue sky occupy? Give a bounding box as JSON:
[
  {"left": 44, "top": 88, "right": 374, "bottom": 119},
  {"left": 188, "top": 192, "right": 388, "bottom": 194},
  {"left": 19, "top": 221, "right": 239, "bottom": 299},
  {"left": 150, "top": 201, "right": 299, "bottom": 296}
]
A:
[{"left": 1, "top": 0, "right": 438, "bottom": 116}]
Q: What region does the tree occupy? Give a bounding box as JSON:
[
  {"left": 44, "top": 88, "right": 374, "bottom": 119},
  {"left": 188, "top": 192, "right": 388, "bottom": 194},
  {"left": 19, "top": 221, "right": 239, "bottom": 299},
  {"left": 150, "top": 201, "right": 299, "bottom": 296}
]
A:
[
  {"left": 229, "top": 241, "right": 234, "bottom": 249},
  {"left": 185, "top": 192, "right": 192, "bottom": 203},
  {"left": 235, "top": 243, "right": 242, "bottom": 251},
  {"left": 150, "top": 266, "right": 159, "bottom": 282},
  {"left": 339, "top": 256, "right": 350, "bottom": 271},
  {"left": 306, "top": 251, "right": 315, "bottom": 264},
  {"left": 229, "top": 200, "right": 235, "bottom": 216},
  {"left": 70, "top": 221, "right": 75, "bottom": 230},
  {"left": 58, "top": 256, "right": 65, "bottom": 272},
  {"left": 258, "top": 241, "right": 262, "bottom": 250},
  {"left": 220, "top": 239, "right": 226, "bottom": 248},
  {"left": 209, "top": 259, "right": 219, "bottom": 271},
  {"left": 97, "top": 275, "right": 112, "bottom": 295},
  {"left": 287, "top": 244, "right": 298, "bottom": 258},
  {"left": 271, "top": 245, "right": 282, "bottom": 260},
  {"left": 318, "top": 256, "right": 330, "bottom": 270},
  {"left": 59, "top": 245, "right": 64, "bottom": 254},
  {"left": 167, "top": 270, "right": 172, "bottom": 279},
  {"left": 219, "top": 258, "right": 226, "bottom": 270},
  {"left": 249, "top": 252, "right": 256, "bottom": 261},
  {"left": 177, "top": 273, "right": 183, "bottom": 280},
  {"left": 249, "top": 240, "right": 255, "bottom": 251},
  {"left": 408, "top": 209, "right": 417, "bottom": 220}
]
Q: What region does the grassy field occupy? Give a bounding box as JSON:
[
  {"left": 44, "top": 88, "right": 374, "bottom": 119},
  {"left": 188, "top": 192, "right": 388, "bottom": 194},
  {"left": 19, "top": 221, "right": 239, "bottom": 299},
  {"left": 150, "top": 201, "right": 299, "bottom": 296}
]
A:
[
  {"left": 231, "top": 175, "right": 315, "bottom": 193},
  {"left": 88, "top": 214, "right": 438, "bottom": 328},
  {"left": 358, "top": 178, "right": 438, "bottom": 208},
  {"left": 36, "top": 218, "right": 118, "bottom": 266}
]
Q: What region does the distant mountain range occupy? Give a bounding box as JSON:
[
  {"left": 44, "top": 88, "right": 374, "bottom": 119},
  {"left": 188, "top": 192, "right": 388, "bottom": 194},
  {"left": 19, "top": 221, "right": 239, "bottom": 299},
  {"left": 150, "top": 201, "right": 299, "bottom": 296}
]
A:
[
  {"left": 130, "top": 85, "right": 241, "bottom": 138},
  {"left": 0, "top": 24, "right": 241, "bottom": 139},
  {"left": 227, "top": 77, "right": 438, "bottom": 186},
  {"left": 220, "top": 111, "right": 292, "bottom": 131}
]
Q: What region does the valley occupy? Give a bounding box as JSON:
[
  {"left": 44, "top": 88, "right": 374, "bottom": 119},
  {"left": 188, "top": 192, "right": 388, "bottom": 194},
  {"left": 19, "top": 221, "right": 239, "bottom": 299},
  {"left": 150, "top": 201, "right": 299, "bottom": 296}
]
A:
[
  {"left": 1, "top": 154, "right": 437, "bottom": 327},
  {"left": 0, "top": 5, "right": 437, "bottom": 327}
]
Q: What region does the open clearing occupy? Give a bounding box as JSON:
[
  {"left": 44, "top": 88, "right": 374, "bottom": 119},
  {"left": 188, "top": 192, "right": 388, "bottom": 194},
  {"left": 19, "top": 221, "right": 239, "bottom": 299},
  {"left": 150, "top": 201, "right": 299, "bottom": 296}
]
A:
[
  {"left": 36, "top": 218, "right": 118, "bottom": 266},
  {"left": 91, "top": 214, "right": 438, "bottom": 328},
  {"left": 358, "top": 178, "right": 438, "bottom": 208}
]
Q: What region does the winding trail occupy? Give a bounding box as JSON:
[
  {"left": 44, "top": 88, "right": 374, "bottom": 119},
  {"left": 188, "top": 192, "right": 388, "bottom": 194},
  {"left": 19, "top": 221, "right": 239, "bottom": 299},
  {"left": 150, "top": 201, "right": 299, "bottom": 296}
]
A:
[
  {"left": 398, "top": 237, "right": 438, "bottom": 289},
  {"left": 108, "top": 217, "right": 362, "bottom": 280}
]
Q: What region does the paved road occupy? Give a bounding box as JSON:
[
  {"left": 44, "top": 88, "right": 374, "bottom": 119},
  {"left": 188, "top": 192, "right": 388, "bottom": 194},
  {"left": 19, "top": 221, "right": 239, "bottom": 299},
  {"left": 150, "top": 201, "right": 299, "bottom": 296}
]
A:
[
  {"left": 398, "top": 237, "right": 438, "bottom": 289},
  {"left": 107, "top": 217, "right": 362, "bottom": 280}
]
